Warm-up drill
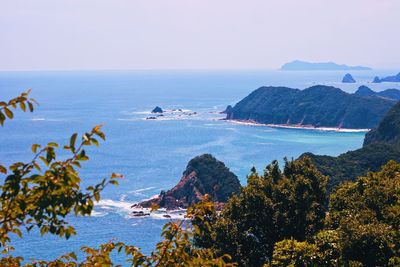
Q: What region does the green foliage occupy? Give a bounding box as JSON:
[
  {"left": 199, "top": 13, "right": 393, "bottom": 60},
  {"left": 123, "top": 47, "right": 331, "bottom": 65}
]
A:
[
  {"left": 271, "top": 238, "right": 318, "bottom": 267},
  {"left": 327, "top": 160, "right": 400, "bottom": 266},
  {"left": 192, "top": 157, "right": 328, "bottom": 266},
  {"left": 0, "top": 89, "right": 37, "bottom": 126},
  {"left": 303, "top": 143, "right": 400, "bottom": 192},
  {"left": 0, "top": 124, "right": 120, "bottom": 248},
  {"left": 364, "top": 101, "right": 400, "bottom": 146}
]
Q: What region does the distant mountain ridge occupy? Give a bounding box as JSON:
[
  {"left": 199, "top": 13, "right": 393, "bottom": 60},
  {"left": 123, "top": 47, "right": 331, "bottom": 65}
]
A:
[
  {"left": 354, "top": 86, "right": 400, "bottom": 100},
  {"left": 225, "top": 85, "right": 395, "bottom": 129},
  {"left": 281, "top": 60, "right": 372, "bottom": 71},
  {"left": 373, "top": 72, "right": 400, "bottom": 83}
]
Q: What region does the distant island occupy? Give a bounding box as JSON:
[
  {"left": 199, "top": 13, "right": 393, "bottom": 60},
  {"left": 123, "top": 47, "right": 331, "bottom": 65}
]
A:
[
  {"left": 372, "top": 72, "right": 400, "bottom": 83},
  {"left": 342, "top": 73, "right": 356, "bottom": 83},
  {"left": 281, "top": 60, "right": 372, "bottom": 71},
  {"left": 224, "top": 85, "right": 395, "bottom": 129}
]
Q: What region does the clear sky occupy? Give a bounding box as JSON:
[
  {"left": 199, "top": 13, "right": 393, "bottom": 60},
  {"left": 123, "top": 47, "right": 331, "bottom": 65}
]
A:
[{"left": 1, "top": 0, "right": 399, "bottom": 71}]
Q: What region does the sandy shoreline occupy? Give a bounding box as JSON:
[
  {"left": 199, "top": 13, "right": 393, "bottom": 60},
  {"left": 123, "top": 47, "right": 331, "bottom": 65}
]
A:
[{"left": 224, "top": 119, "right": 370, "bottom": 133}]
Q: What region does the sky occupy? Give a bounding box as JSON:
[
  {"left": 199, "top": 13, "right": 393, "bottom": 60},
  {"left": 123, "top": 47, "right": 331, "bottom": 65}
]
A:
[{"left": 1, "top": 0, "right": 399, "bottom": 71}]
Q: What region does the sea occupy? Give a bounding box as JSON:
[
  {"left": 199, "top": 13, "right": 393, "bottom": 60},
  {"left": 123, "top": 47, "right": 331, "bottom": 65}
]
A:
[{"left": 0, "top": 69, "right": 399, "bottom": 263}]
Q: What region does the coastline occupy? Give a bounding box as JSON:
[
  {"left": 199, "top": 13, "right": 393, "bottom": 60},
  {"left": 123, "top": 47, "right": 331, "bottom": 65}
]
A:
[{"left": 224, "top": 119, "right": 370, "bottom": 133}]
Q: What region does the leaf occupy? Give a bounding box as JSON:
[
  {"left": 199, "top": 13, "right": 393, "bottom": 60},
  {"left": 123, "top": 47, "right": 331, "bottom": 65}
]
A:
[
  {"left": 4, "top": 107, "right": 13, "bottom": 119},
  {"left": 31, "top": 144, "right": 41, "bottom": 153},
  {"left": 111, "top": 173, "right": 124, "bottom": 179},
  {"left": 0, "top": 111, "right": 5, "bottom": 126},
  {"left": 47, "top": 142, "right": 59, "bottom": 148},
  {"left": 19, "top": 101, "right": 26, "bottom": 112},
  {"left": 70, "top": 133, "right": 78, "bottom": 150},
  {"left": 28, "top": 101, "right": 34, "bottom": 112},
  {"left": 0, "top": 165, "right": 6, "bottom": 174}
]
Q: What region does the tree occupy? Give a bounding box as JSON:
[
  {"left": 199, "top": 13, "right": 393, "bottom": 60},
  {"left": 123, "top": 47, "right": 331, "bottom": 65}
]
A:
[
  {"left": 0, "top": 91, "right": 236, "bottom": 266},
  {"left": 192, "top": 158, "right": 328, "bottom": 266},
  {"left": 327, "top": 160, "right": 400, "bottom": 266}
]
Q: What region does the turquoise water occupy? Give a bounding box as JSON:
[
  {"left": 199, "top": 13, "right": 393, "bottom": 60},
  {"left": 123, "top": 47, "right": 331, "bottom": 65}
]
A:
[{"left": 1, "top": 70, "right": 394, "bottom": 262}]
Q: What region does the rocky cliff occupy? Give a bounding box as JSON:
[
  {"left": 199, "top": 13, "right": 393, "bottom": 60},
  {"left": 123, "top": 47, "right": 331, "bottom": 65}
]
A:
[{"left": 135, "top": 154, "right": 241, "bottom": 210}]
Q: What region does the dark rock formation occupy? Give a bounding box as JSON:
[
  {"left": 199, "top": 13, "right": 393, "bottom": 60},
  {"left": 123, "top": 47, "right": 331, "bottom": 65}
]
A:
[
  {"left": 152, "top": 106, "right": 163, "bottom": 113},
  {"left": 372, "top": 72, "right": 400, "bottom": 83},
  {"left": 226, "top": 85, "right": 395, "bottom": 129},
  {"left": 135, "top": 154, "right": 241, "bottom": 210},
  {"left": 354, "top": 86, "right": 400, "bottom": 100},
  {"left": 221, "top": 105, "right": 233, "bottom": 115},
  {"left": 281, "top": 60, "right": 371, "bottom": 71},
  {"left": 342, "top": 73, "right": 356, "bottom": 83}
]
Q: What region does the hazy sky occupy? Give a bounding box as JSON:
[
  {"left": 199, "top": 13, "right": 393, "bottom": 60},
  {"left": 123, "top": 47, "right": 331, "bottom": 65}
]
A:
[{"left": 1, "top": 0, "right": 399, "bottom": 70}]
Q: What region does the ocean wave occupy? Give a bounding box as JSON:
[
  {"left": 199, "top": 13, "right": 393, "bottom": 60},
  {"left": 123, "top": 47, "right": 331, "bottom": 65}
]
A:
[
  {"left": 91, "top": 210, "right": 108, "bottom": 217},
  {"left": 96, "top": 198, "right": 187, "bottom": 220}
]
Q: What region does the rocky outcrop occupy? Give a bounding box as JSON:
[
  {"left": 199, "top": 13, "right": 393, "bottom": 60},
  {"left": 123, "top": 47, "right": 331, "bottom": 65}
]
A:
[
  {"left": 221, "top": 105, "right": 233, "bottom": 115},
  {"left": 152, "top": 106, "right": 163, "bottom": 113},
  {"left": 134, "top": 154, "right": 241, "bottom": 210},
  {"left": 342, "top": 73, "right": 356, "bottom": 83},
  {"left": 226, "top": 85, "right": 395, "bottom": 129},
  {"left": 372, "top": 72, "right": 400, "bottom": 83}
]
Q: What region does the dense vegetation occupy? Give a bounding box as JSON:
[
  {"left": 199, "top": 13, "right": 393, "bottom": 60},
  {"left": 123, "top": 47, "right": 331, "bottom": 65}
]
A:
[
  {"left": 355, "top": 85, "right": 400, "bottom": 100},
  {"left": 364, "top": 101, "right": 400, "bottom": 146},
  {"left": 226, "top": 85, "right": 394, "bottom": 129},
  {"left": 191, "top": 159, "right": 400, "bottom": 266},
  {"left": 305, "top": 100, "right": 400, "bottom": 191},
  {"left": 191, "top": 158, "right": 328, "bottom": 266},
  {"left": 303, "top": 143, "right": 400, "bottom": 191},
  {"left": 138, "top": 154, "right": 241, "bottom": 209}
]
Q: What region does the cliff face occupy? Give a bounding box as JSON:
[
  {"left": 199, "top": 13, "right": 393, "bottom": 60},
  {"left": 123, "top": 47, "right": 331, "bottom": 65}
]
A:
[
  {"left": 136, "top": 154, "right": 241, "bottom": 210},
  {"left": 226, "top": 85, "right": 395, "bottom": 129}
]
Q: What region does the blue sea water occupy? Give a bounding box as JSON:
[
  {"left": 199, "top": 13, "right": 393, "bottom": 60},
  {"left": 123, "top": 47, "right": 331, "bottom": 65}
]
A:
[{"left": 0, "top": 69, "right": 398, "bottom": 263}]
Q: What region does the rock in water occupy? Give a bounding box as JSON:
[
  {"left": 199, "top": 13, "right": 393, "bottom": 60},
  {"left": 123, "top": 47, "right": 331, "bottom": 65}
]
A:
[
  {"left": 151, "top": 106, "right": 163, "bottom": 113},
  {"left": 221, "top": 105, "right": 233, "bottom": 114},
  {"left": 342, "top": 73, "right": 356, "bottom": 83},
  {"left": 135, "top": 154, "right": 241, "bottom": 210}
]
